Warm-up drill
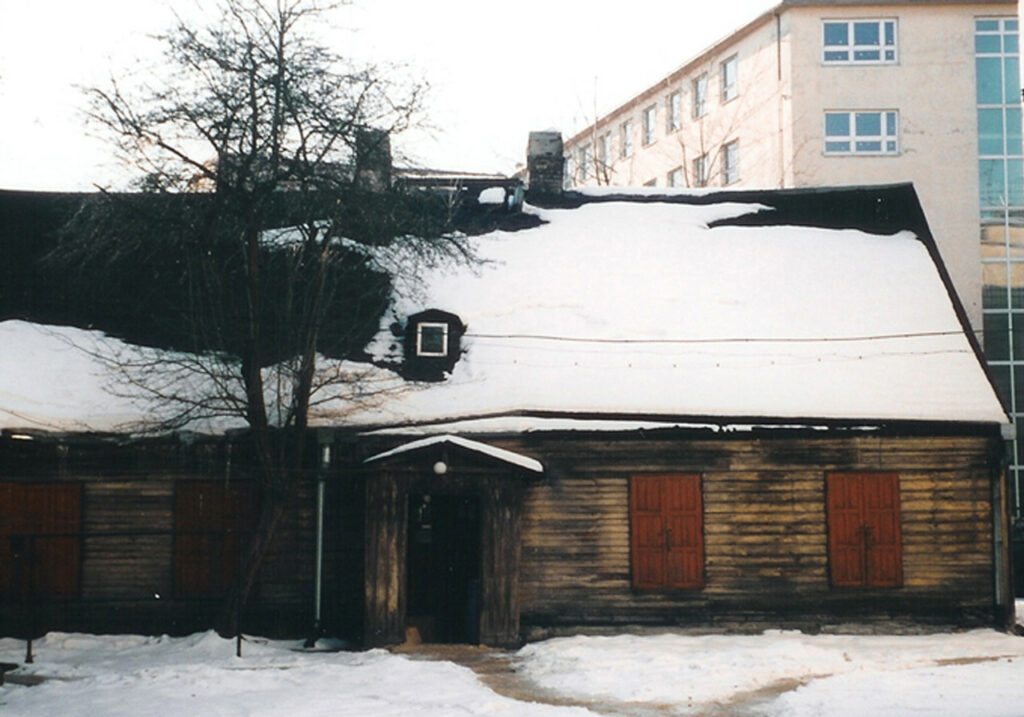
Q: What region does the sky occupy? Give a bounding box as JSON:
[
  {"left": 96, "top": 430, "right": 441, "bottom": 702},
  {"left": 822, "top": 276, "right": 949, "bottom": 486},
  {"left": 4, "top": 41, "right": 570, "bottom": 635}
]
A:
[{"left": 0, "top": 0, "right": 780, "bottom": 191}]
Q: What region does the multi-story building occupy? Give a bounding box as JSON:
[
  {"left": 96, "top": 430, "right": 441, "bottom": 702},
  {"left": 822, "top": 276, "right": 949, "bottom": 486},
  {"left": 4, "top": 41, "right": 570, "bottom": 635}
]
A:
[{"left": 562, "top": 0, "right": 1024, "bottom": 514}]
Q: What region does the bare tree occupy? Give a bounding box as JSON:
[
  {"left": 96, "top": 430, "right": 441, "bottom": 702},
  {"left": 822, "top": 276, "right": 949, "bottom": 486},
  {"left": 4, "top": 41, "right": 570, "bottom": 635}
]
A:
[{"left": 60, "top": 0, "right": 466, "bottom": 637}]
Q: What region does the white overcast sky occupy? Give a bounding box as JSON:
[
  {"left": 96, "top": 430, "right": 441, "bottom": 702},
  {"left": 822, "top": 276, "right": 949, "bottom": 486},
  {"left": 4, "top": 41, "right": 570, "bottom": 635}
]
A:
[{"left": 0, "top": 0, "right": 779, "bottom": 191}]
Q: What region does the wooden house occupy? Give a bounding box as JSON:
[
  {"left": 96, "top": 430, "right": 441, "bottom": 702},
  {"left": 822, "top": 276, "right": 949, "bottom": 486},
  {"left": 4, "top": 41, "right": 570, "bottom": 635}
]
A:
[
  {"left": 338, "top": 183, "right": 1015, "bottom": 647},
  {"left": 0, "top": 183, "right": 1015, "bottom": 646}
]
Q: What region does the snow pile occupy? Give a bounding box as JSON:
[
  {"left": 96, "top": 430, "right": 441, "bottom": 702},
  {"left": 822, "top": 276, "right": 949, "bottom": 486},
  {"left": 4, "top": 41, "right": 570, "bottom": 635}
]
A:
[
  {"left": 3, "top": 629, "right": 1024, "bottom": 716},
  {"left": 518, "top": 630, "right": 1024, "bottom": 715},
  {"left": 0, "top": 632, "right": 591, "bottom": 717}
]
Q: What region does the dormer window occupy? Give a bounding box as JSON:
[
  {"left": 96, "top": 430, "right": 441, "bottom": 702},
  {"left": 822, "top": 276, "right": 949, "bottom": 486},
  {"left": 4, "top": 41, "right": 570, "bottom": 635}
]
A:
[
  {"left": 403, "top": 309, "right": 465, "bottom": 381},
  {"left": 417, "top": 322, "right": 449, "bottom": 357}
]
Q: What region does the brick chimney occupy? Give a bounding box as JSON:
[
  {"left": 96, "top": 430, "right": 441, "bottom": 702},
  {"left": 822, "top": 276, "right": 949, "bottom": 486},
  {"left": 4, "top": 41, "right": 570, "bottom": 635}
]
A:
[
  {"left": 526, "top": 131, "right": 564, "bottom": 197},
  {"left": 355, "top": 128, "right": 392, "bottom": 191}
]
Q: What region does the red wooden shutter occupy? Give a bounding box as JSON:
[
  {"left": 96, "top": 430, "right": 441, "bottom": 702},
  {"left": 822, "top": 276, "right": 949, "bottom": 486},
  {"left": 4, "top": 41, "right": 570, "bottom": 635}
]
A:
[
  {"left": 631, "top": 475, "right": 666, "bottom": 589},
  {"left": 0, "top": 483, "right": 82, "bottom": 600},
  {"left": 826, "top": 473, "right": 902, "bottom": 588},
  {"left": 631, "top": 474, "right": 703, "bottom": 589},
  {"left": 174, "top": 481, "right": 257, "bottom": 598}
]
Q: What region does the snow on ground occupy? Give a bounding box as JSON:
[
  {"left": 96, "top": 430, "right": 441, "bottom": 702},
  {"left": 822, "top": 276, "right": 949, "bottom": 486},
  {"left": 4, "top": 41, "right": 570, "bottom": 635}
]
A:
[
  {"left": 519, "top": 629, "right": 1024, "bottom": 716},
  {"left": 2, "top": 625, "right": 1023, "bottom": 716},
  {"left": 0, "top": 632, "right": 592, "bottom": 717}
]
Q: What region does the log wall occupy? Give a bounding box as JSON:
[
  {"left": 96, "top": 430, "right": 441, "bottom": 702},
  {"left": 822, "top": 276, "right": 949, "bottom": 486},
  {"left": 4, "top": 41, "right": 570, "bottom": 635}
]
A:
[
  {"left": 497, "top": 433, "right": 1002, "bottom": 632},
  {"left": 0, "top": 439, "right": 315, "bottom": 637},
  {"left": 361, "top": 453, "right": 527, "bottom": 648}
]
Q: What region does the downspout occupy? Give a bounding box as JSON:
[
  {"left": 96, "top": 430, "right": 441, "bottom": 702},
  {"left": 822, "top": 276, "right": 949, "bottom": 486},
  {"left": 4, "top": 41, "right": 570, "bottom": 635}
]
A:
[
  {"left": 307, "top": 439, "right": 331, "bottom": 645},
  {"left": 993, "top": 426, "right": 1014, "bottom": 629}
]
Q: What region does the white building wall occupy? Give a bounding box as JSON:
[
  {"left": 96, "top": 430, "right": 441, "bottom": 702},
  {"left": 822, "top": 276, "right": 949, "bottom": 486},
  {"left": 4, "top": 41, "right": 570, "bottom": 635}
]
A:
[
  {"left": 787, "top": 4, "right": 996, "bottom": 330},
  {"left": 565, "top": 14, "right": 790, "bottom": 190}
]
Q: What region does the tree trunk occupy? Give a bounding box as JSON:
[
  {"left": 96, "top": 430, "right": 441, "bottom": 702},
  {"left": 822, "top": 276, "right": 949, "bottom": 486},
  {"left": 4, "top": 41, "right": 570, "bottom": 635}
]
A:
[{"left": 216, "top": 474, "right": 288, "bottom": 637}]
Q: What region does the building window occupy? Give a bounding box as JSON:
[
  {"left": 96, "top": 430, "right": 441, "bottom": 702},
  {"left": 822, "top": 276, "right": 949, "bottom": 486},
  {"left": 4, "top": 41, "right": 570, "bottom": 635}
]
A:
[
  {"left": 824, "top": 111, "right": 899, "bottom": 154},
  {"left": 0, "top": 483, "right": 81, "bottom": 601},
  {"left": 667, "top": 91, "right": 682, "bottom": 132},
  {"left": 630, "top": 474, "right": 703, "bottom": 590},
  {"left": 597, "top": 132, "right": 612, "bottom": 171},
  {"left": 577, "top": 145, "right": 593, "bottom": 181},
  {"left": 667, "top": 167, "right": 683, "bottom": 187},
  {"left": 174, "top": 481, "right": 258, "bottom": 598},
  {"left": 721, "top": 55, "right": 738, "bottom": 102},
  {"left": 721, "top": 141, "right": 739, "bottom": 185},
  {"left": 642, "top": 105, "right": 657, "bottom": 146},
  {"left": 416, "top": 322, "right": 449, "bottom": 357},
  {"left": 823, "top": 19, "right": 897, "bottom": 64},
  {"left": 693, "top": 154, "right": 708, "bottom": 187},
  {"left": 620, "top": 120, "right": 634, "bottom": 158},
  {"left": 693, "top": 75, "right": 708, "bottom": 118},
  {"left": 826, "top": 473, "right": 903, "bottom": 587},
  {"left": 977, "top": 17, "right": 1023, "bottom": 516}
]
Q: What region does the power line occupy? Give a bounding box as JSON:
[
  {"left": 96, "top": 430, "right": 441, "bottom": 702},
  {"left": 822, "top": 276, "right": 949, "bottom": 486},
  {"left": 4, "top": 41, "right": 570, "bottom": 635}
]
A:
[{"left": 465, "top": 330, "right": 964, "bottom": 345}]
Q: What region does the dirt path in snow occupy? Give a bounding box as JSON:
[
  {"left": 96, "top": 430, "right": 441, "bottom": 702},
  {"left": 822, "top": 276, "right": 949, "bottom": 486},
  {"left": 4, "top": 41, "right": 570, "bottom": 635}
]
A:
[
  {"left": 394, "top": 643, "right": 809, "bottom": 716},
  {"left": 395, "top": 643, "right": 1022, "bottom": 716}
]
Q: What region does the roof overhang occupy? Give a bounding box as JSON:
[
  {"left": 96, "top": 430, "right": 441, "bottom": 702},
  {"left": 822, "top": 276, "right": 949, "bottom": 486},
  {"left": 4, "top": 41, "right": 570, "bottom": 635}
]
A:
[{"left": 363, "top": 434, "right": 544, "bottom": 473}]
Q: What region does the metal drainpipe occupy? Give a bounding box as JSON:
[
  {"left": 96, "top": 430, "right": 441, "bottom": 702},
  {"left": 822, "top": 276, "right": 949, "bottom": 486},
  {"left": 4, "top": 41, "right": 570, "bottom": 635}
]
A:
[{"left": 310, "top": 441, "right": 331, "bottom": 644}]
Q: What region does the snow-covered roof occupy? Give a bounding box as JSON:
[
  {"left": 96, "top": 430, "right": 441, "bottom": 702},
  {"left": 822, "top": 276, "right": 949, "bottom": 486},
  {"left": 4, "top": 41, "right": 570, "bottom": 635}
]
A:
[
  {"left": 364, "top": 434, "right": 543, "bottom": 473},
  {"left": 332, "top": 191, "right": 1007, "bottom": 429},
  {"left": 0, "top": 187, "right": 1008, "bottom": 436}
]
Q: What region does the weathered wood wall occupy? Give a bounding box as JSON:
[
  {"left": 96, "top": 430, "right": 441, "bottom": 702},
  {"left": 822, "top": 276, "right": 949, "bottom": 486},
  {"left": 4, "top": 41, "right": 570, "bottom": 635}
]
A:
[
  {"left": 0, "top": 439, "right": 316, "bottom": 637},
  {"left": 360, "top": 452, "right": 527, "bottom": 648},
  {"left": 491, "top": 433, "right": 1002, "bottom": 633}
]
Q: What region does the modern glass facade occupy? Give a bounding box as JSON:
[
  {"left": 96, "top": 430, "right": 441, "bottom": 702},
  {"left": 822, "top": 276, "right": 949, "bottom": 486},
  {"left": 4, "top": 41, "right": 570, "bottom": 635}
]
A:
[{"left": 978, "top": 17, "right": 1024, "bottom": 515}]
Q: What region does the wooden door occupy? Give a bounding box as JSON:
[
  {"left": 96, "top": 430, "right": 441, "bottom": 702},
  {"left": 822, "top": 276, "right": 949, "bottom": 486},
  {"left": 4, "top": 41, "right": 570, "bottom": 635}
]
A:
[
  {"left": 826, "top": 473, "right": 902, "bottom": 587},
  {"left": 631, "top": 474, "right": 703, "bottom": 589},
  {"left": 0, "top": 483, "right": 82, "bottom": 600}
]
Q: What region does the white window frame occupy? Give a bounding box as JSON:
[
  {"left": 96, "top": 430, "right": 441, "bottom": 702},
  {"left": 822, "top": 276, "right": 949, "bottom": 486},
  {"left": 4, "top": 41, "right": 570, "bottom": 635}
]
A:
[
  {"left": 416, "top": 322, "right": 449, "bottom": 357},
  {"left": 822, "top": 19, "right": 897, "bottom": 64},
  {"left": 667, "top": 91, "right": 682, "bottom": 132},
  {"left": 721, "top": 141, "right": 739, "bottom": 185},
  {"left": 667, "top": 167, "right": 683, "bottom": 187},
  {"left": 578, "top": 145, "right": 592, "bottom": 180},
  {"left": 642, "top": 105, "right": 657, "bottom": 145},
  {"left": 824, "top": 110, "right": 899, "bottom": 155},
  {"left": 693, "top": 74, "right": 708, "bottom": 118},
  {"left": 721, "top": 55, "right": 738, "bottom": 102},
  {"left": 598, "top": 132, "right": 611, "bottom": 168},
  {"left": 693, "top": 154, "right": 708, "bottom": 187},
  {"left": 620, "top": 120, "right": 634, "bottom": 158}
]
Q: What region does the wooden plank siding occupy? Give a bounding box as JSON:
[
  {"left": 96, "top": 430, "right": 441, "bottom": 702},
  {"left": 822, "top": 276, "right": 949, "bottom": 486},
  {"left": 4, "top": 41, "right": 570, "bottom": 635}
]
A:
[
  {"left": 0, "top": 439, "right": 318, "bottom": 637},
  {"left": 498, "top": 433, "right": 1002, "bottom": 632},
  {"left": 360, "top": 452, "right": 530, "bottom": 648}
]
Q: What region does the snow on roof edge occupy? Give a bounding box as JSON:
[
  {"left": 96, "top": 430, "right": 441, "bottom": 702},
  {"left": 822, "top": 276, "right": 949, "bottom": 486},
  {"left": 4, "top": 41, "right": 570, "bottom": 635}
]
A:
[{"left": 363, "top": 434, "right": 544, "bottom": 472}]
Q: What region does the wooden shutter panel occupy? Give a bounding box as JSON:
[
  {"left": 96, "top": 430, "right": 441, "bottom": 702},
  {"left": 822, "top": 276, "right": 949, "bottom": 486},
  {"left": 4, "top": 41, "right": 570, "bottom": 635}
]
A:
[
  {"left": 0, "top": 483, "right": 82, "bottom": 600},
  {"left": 826, "top": 473, "right": 902, "bottom": 588},
  {"left": 631, "top": 474, "right": 703, "bottom": 590},
  {"left": 631, "top": 475, "right": 667, "bottom": 589},
  {"left": 862, "top": 474, "right": 902, "bottom": 587},
  {"left": 174, "top": 481, "right": 257, "bottom": 598}
]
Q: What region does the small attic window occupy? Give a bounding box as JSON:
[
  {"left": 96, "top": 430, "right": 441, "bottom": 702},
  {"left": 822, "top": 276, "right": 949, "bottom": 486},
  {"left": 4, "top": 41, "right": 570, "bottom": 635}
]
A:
[
  {"left": 416, "top": 322, "right": 449, "bottom": 357},
  {"left": 403, "top": 308, "right": 464, "bottom": 381}
]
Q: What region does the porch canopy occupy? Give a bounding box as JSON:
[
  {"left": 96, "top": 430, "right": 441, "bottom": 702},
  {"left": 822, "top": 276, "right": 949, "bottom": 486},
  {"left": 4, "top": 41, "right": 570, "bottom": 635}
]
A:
[{"left": 363, "top": 434, "right": 543, "bottom": 474}]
